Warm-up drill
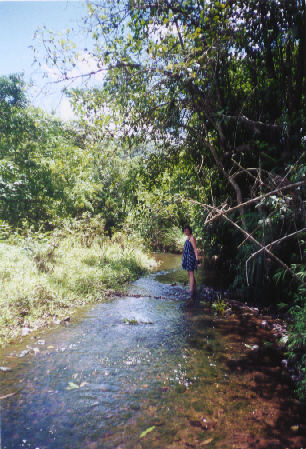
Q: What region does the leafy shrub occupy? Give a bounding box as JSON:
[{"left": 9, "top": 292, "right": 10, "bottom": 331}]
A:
[
  {"left": 286, "top": 284, "right": 306, "bottom": 401},
  {"left": 211, "top": 295, "right": 227, "bottom": 316}
]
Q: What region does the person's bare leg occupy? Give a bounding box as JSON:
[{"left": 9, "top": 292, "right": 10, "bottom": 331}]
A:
[{"left": 188, "top": 271, "right": 195, "bottom": 294}]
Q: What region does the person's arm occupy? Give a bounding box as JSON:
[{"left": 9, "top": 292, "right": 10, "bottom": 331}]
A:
[{"left": 190, "top": 236, "right": 200, "bottom": 262}]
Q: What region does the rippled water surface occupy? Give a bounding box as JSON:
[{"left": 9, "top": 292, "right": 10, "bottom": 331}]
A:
[{"left": 0, "top": 255, "right": 303, "bottom": 448}]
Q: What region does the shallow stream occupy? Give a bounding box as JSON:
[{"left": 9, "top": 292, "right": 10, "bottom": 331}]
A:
[{"left": 0, "top": 254, "right": 304, "bottom": 448}]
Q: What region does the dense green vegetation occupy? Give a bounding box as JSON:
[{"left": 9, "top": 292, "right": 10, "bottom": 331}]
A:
[{"left": 1, "top": 1, "right": 305, "bottom": 399}]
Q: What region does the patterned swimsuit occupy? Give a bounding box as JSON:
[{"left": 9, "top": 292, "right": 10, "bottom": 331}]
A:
[{"left": 182, "top": 238, "right": 198, "bottom": 271}]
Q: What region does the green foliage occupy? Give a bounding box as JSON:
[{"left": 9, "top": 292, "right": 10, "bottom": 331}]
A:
[
  {"left": 0, "top": 73, "right": 27, "bottom": 107},
  {"left": 123, "top": 318, "right": 138, "bottom": 325},
  {"left": 0, "top": 75, "right": 142, "bottom": 233},
  {"left": 124, "top": 169, "right": 190, "bottom": 251},
  {"left": 125, "top": 187, "right": 179, "bottom": 250},
  {"left": 275, "top": 269, "right": 306, "bottom": 401},
  {"left": 0, "top": 77, "right": 94, "bottom": 227},
  {"left": 211, "top": 295, "right": 227, "bottom": 316},
  {"left": 139, "top": 426, "right": 156, "bottom": 438}
]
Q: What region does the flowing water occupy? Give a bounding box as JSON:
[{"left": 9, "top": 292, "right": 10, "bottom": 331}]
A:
[{"left": 0, "top": 254, "right": 304, "bottom": 449}]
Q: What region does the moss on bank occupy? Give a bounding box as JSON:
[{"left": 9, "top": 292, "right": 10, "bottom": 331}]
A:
[{"left": 0, "top": 230, "right": 157, "bottom": 347}]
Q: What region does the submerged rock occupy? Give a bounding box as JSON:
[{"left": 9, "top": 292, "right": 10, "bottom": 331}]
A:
[
  {"left": 260, "top": 320, "right": 269, "bottom": 329},
  {"left": 0, "top": 366, "right": 12, "bottom": 372},
  {"left": 21, "top": 327, "right": 31, "bottom": 336},
  {"left": 281, "top": 359, "right": 288, "bottom": 368},
  {"left": 19, "top": 349, "right": 30, "bottom": 357}
]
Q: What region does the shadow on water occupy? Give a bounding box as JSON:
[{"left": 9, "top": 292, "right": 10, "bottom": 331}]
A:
[{"left": 0, "top": 254, "right": 305, "bottom": 449}]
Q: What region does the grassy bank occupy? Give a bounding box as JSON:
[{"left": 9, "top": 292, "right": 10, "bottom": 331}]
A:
[{"left": 0, "top": 226, "right": 157, "bottom": 347}]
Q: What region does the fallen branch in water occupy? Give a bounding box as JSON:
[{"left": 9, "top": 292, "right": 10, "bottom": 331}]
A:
[{"left": 0, "top": 391, "right": 19, "bottom": 400}]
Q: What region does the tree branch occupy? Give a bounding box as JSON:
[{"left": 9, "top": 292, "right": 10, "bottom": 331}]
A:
[{"left": 219, "top": 114, "right": 282, "bottom": 133}]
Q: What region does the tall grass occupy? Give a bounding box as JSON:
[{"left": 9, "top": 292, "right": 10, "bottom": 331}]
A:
[{"left": 0, "top": 226, "right": 156, "bottom": 347}]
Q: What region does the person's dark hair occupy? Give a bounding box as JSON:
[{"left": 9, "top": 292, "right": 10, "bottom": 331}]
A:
[{"left": 183, "top": 225, "right": 192, "bottom": 234}]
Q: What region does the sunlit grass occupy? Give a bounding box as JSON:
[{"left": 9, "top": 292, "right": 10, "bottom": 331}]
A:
[{"left": 0, "top": 232, "right": 157, "bottom": 347}]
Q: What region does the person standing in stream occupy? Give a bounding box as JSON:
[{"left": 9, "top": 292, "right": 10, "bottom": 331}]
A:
[{"left": 181, "top": 225, "right": 201, "bottom": 298}]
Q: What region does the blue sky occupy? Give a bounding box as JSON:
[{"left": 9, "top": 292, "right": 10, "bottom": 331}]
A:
[{"left": 0, "top": 1, "right": 90, "bottom": 120}]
